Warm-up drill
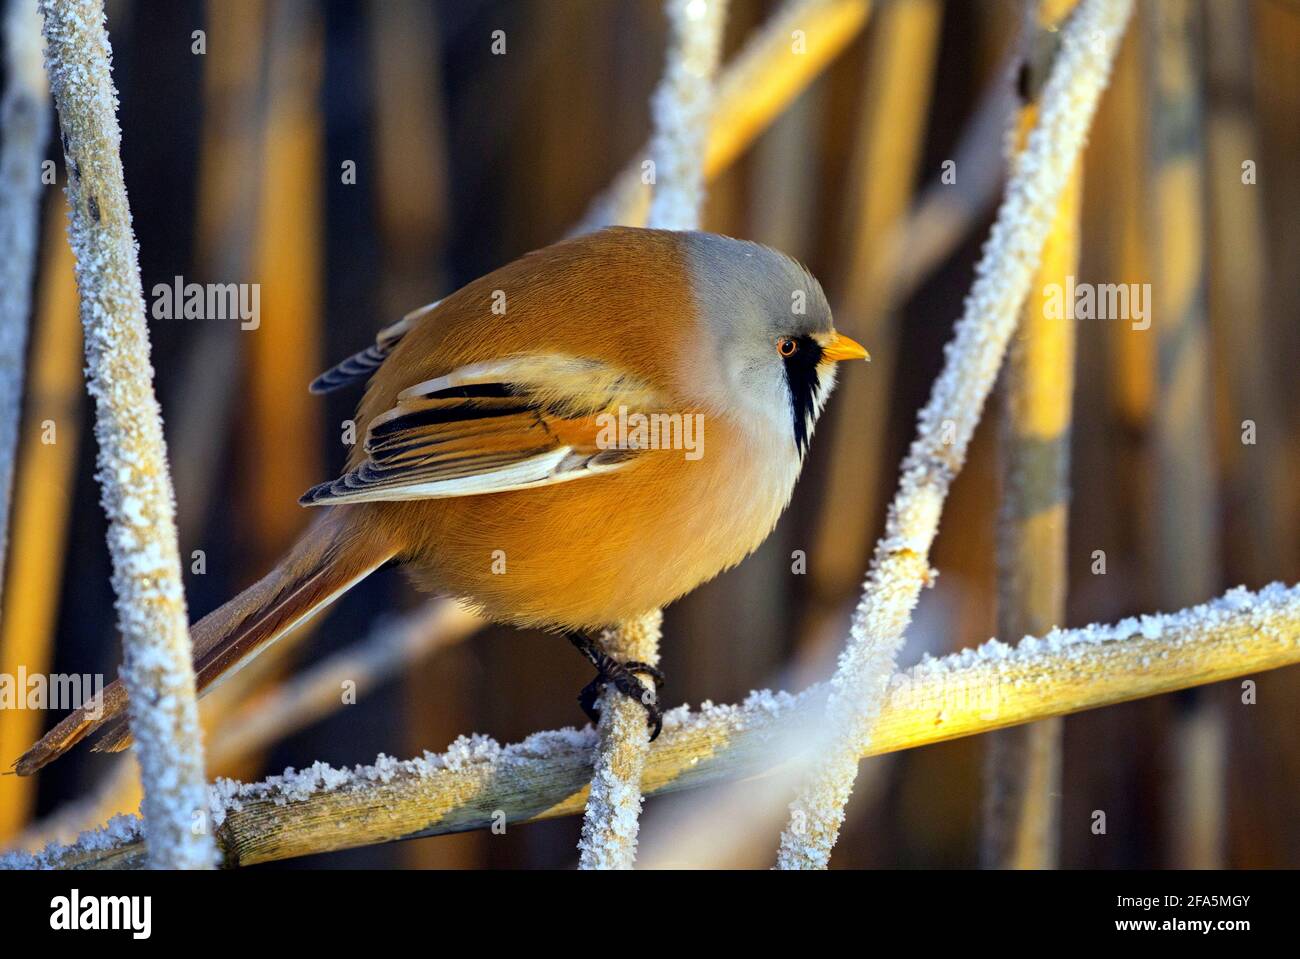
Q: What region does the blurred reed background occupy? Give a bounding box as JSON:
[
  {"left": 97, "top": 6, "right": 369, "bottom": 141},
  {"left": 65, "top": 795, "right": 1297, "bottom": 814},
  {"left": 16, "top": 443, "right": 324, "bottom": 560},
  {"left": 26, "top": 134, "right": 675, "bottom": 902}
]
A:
[{"left": 0, "top": 0, "right": 1296, "bottom": 868}]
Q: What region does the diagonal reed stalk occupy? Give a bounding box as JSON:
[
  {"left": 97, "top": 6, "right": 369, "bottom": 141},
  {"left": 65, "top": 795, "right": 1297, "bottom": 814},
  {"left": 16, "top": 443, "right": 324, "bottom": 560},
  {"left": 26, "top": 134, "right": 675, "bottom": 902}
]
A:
[{"left": 775, "top": 0, "right": 1135, "bottom": 870}]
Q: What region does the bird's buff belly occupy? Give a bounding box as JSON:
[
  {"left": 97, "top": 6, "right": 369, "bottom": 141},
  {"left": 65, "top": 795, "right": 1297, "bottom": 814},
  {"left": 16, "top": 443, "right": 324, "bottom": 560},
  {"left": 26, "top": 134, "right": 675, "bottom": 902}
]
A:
[{"left": 386, "top": 447, "right": 794, "bottom": 630}]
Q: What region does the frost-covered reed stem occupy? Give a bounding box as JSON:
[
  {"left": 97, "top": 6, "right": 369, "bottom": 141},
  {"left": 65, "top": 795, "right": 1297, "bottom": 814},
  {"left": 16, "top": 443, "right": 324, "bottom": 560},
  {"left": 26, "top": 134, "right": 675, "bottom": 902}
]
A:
[
  {"left": 577, "top": 0, "right": 728, "bottom": 871},
  {"left": 577, "top": 0, "right": 869, "bottom": 232},
  {"left": 776, "top": 0, "right": 1134, "bottom": 870},
  {"left": 13, "top": 581, "right": 1298, "bottom": 871},
  {"left": 577, "top": 610, "right": 662, "bottom": 870},
  {"left": 645, "top": 0, "right": 729, "bottom": 230},
  {"left": 0, "top": 0, "right": 50, "bottom": 601},
  {"left": 38, "top": 0, "right": 215, "bottom": 869}
]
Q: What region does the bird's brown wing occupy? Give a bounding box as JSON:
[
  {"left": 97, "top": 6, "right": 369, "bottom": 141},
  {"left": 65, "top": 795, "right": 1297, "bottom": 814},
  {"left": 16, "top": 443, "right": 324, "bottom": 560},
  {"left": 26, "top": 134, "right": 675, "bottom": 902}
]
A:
[
  {"left": 300, "top": 353, "right": 657, "bottom": 506},
  {"left": 308, "top": 301, "right": 438, "bottom": 394}
]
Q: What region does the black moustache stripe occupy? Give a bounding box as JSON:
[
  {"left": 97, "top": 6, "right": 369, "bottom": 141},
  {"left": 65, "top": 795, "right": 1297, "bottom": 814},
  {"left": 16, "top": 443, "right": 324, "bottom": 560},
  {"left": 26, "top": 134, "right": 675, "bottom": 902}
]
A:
[{"left": 783, "top": 334, "right": 824, "bottom": 457}]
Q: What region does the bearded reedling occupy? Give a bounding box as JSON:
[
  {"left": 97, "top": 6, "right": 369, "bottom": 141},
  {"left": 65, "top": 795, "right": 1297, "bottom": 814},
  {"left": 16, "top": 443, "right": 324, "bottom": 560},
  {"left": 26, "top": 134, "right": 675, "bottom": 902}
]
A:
[{"left": 16, "top": 227, "right": 868, "bottom": 773}]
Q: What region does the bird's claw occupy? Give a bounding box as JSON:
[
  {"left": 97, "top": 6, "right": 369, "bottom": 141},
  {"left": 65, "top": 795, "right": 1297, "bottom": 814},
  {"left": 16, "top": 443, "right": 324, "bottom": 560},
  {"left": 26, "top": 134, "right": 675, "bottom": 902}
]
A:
[
  {"left": 623, "top": 661, "right": 665, "bottom": 688},
  {"left": 578, "top": 659, "right": 665, "bottom": 741}
]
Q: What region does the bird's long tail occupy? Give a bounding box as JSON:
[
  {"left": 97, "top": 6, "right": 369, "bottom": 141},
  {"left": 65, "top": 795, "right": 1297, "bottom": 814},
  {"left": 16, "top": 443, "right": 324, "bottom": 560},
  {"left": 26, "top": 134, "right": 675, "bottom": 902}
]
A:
[{"left": 12, "top": 507, "right": 397, "bottom": 775}]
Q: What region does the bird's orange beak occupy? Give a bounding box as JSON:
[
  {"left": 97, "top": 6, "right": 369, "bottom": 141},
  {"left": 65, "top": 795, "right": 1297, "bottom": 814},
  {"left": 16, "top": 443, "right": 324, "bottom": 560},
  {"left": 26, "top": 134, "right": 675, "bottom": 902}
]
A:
[{"left": 821, "top": 331, "right": 870, "bottom": 363}]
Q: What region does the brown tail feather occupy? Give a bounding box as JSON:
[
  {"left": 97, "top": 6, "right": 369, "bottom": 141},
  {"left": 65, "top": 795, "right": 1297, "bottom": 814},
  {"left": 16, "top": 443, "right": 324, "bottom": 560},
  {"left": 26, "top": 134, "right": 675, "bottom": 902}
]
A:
[{"left": 12, "top": 508, "right": 396, "bottom": 775}]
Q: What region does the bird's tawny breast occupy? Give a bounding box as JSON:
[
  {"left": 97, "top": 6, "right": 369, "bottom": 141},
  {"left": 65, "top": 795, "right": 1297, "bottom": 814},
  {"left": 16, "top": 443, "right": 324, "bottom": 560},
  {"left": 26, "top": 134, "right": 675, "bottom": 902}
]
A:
[{"left": 380, "top": 414, "right": 798, "bottom": 629}]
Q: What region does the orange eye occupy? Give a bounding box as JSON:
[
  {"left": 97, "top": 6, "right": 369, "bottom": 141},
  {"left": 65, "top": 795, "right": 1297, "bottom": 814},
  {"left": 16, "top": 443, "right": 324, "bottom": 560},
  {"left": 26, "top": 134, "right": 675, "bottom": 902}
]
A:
[{"left": 777, "top": 337, "right": 798, "bottom": 358}]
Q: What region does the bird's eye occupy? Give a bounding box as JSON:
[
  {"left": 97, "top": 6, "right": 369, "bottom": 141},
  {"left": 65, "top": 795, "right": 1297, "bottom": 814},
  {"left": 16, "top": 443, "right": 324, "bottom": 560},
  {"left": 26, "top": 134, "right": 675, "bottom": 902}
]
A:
[{"left": 777, "top": 337, "right": 798, "bottom": 358}]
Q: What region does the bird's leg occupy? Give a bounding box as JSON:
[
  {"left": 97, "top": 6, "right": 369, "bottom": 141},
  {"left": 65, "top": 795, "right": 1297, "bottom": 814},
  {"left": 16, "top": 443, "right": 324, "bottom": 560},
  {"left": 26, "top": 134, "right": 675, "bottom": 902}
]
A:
[{"left": 565, "top": 632, "right": 665, "bottom": 741}]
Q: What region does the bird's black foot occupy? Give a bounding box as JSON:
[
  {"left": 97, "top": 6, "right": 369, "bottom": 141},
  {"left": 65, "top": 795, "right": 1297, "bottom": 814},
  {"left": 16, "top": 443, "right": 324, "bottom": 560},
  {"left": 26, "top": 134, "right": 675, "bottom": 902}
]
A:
[{"left": 566, "top": 633, "right": 666, "bottom": 741}]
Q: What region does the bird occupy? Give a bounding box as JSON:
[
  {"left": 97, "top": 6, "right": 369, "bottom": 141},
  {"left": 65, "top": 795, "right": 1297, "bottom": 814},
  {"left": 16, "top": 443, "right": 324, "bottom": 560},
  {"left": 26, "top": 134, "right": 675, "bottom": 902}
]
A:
[{"left": 14, "top": 226, "right": 867, "bottom": 774}]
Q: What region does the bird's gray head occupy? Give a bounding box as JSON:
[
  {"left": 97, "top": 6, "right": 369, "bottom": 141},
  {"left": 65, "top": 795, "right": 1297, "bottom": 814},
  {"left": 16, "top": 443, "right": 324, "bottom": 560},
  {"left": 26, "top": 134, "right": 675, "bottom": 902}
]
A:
[{"left": 679, "top": 231, "right": 867, "bottom": 457}]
